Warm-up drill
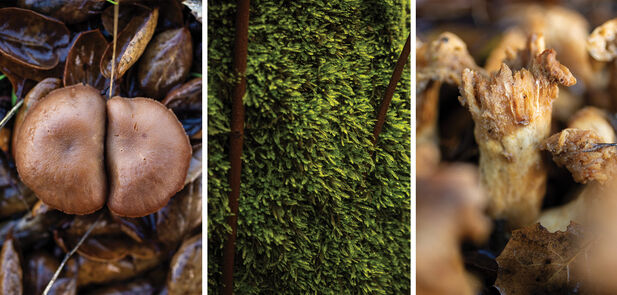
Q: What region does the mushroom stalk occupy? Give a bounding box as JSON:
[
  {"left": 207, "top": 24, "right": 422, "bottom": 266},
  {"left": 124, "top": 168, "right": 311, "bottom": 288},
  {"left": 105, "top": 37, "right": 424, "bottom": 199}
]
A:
[
  {"left": 459, "top": 35, "right": 576, "bottom": 228},
  {"left": 223, "top": 0, "right": 250, "bottom": 294},
  {"left": 539, "top": 107, "right": 617, "bottom": 231}
]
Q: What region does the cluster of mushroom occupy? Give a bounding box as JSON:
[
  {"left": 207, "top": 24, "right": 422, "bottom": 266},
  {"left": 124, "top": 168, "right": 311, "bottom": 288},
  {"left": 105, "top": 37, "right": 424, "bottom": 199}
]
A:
[{"left": 13, "top": 84, "right": 191, "bottom": 217}]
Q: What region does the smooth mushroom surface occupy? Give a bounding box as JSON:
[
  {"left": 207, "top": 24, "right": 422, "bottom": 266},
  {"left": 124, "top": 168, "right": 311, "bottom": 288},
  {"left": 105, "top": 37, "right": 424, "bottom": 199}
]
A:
[
  {"left": 106, "top": 97, "right": 191, "bottom": 217},
  {"left": 14, "top": 84, "right": 107, "bottom": 215},
  {"left": 11, "top": 77, "right": 62, "bottom": 159}
]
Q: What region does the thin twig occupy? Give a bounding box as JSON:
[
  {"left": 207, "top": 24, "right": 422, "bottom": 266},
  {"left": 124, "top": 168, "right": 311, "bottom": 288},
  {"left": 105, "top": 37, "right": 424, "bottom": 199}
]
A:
[
  {"left": 372, "top": 34, "right": 411, "bottom": 145},
  {"left": 581, "top": 143, "right": 617, "bottom": 153},
  {"left": 223, "top": 0, "right": 250, "bottom": 294},
  {"left": 42, "top": 212, "right": 103, "bottom": 295},
  {"left": 108, "top": 3, "right": 119, "bottom": 98},
  {"left": 0, "top": 100, "right": 23, "bottom": 129}
]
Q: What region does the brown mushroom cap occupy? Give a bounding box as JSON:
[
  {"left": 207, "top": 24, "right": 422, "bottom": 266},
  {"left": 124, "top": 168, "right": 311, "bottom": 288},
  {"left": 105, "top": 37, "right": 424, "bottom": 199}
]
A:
[
  {"left": 11, "top": 78, "right": 62, "bottom": 159},
  {"left": 14, "top": 84, "right": 107, "bottom": 215},
  {"left": 106, "top": 96, "right": 191, "bottom": 217}
]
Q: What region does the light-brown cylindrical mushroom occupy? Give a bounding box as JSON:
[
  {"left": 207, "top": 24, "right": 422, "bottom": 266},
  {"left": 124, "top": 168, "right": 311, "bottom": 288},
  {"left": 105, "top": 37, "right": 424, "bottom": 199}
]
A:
[
  {"left": 106, "top": 97, "right": 191, "bottom": 217},
  {"left": 459, "top": 34, "right": 576, "bottom": 229},
  {"left": 14, "top": 84, "right": 107, "bottom": 215}
]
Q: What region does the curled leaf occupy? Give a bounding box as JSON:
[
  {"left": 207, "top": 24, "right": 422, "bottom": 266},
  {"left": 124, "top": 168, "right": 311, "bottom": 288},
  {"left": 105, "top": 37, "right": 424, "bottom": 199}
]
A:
[
  {"left": 0, "top": 8, "right": 70, "bottom": 69},
  {"left": 100, "top": 7, "right": 158, "bottom": 79},
  {"left": 17, "top": 0, "right": 106, "bottom": 24},
  {"left": 162, "top": 77, "right": 201, "bottom": 136},
  {"left": 137, "top": 27, "right": 193, "bottom": 99},
  {"left": 64, "top": 30, "right": 108, "bottom": 91}
]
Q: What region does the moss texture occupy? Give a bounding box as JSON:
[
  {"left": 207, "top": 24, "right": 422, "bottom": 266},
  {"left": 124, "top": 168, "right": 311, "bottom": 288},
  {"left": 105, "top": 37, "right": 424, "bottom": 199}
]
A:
[{"left": 208, "top": 0, "right": 411, "bottom": 293}]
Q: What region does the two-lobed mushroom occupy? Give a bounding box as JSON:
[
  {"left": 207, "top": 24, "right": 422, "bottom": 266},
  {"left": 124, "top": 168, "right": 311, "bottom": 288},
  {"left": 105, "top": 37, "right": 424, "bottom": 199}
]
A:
[{"left": 13, "top": 84, "right": 191, "bottom": 217}]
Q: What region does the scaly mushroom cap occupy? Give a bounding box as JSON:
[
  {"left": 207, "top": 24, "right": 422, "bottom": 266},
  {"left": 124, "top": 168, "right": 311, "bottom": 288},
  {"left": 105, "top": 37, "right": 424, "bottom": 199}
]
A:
[
  {"left": 106, "top": 97, "right": 191, "bottom": 217},
  {"left": 14, "top": 84, "right": 107, "bottom": 214}
]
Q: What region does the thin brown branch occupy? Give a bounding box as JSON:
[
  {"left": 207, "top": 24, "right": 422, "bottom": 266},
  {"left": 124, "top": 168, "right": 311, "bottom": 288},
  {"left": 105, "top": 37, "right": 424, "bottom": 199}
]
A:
[
  {"left": 108, "top": 3, "right": 119, "bottom": 98},
  {"left": 223, "top": 0, "right": 250, "bottom": 294},
  {"left": 372, "top": 34, "right": 411, "bottom": 145}
]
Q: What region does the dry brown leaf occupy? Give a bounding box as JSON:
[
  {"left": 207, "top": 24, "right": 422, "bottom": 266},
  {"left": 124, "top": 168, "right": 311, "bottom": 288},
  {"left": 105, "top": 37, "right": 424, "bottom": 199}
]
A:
[
  {"left": 495, "top": 223, "right": 587, "bottom": 294},
  {"left": 100, "top": 7, "right": 158, "bottom": 80}
]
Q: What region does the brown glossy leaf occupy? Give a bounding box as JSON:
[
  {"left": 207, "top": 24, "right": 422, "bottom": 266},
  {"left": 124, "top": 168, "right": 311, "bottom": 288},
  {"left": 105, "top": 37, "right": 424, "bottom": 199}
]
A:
[
  {"left": 64, "top": 30, "right": 108, "bottom": 91},
  {"left": 0, "top": 8, "right": 70, "bottom": 69},
  {"left": 12, "top": 77, "right": 62, "bottom": 159},
  {"left": 24, "top": 251, "right": 57, "bottom": 295},
  {"left": 162, "top": 77, "right": 202, "bottom": 137},
  {"left": 0, "top": 150, "right": 37, "bottom": 217},
  {"left": 65, "top": 213, "right": 123, "bottom": 237},
  {"left": 101, "top": 4, "right": 143, "bottom": 35},
  {"left": 100, "top": 7, "right": 159, "bottom": 79},
  {"left": 0, "top": 203, "right": 66, "bottom": 247},
  {"left": 155, "top": 176, "right": 201, "bottom": 249},
  {"left": 85, "top": 279, "right": 157, "bottom": 295},
  {"left": 0, "top": 236, "right": 22, "bottom": 294},
  {"left": 167, "top": 234, "right": 201, "bottom": 295},
  {"left": 23, "top": 251, "right": 76, "bottom": 295},
  {"left": 56, "top": 234, "right": 130, "bottom": 262},
  {"left": 137, "top": 27, "right": 192, "bottom": 99},
  {"left": 17, "top": 0, "right": 106, "bottom": 24},
  {"left": 158, "top": 0, "right": 184, "bottom": 31},
  {"left": 76, "top": 253, "right": 162, "bottom": 287},
  {"left": 495, "top": 223, "right": 587, "bottom": 294},
  {"left": 0, "top": 54, "right": 63, "bottom": 90}
]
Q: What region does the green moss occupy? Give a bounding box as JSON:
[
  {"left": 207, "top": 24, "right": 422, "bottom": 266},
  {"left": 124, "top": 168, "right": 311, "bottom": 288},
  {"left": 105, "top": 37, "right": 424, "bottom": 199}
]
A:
[{"left": 208, "top": 0, "right": 410, "bottom": 293}]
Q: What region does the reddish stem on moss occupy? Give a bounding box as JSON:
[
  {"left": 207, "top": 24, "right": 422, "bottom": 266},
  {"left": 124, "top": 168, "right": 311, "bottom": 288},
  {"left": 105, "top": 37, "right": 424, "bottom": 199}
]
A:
[
  {"left": 223, "top": 0, "right": 250, "bottom": 294},
  {"left": 372, "top": 34, "right": 411, "bottom": 145}
]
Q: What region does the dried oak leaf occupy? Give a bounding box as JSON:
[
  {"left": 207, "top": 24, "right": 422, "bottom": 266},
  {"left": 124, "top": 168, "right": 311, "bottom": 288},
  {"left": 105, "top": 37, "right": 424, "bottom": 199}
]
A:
[
  {"left": 417, "top": 164, "right": 490, "bottom": 295},
  {"left": 495, "top": 223, "right": 587, "bottom": 294},
  {"left": 542, "top": 128, "right": 617, "bottom": 184}
]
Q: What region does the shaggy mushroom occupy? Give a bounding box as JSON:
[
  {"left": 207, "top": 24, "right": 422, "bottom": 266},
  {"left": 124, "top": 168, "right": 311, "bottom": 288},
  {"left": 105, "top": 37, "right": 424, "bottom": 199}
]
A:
[
  {"left": 106, "top": 97, "right": 191, "bottom": 217},
  {"left": 459, "top": 34, "right": 576, "bottom": 229},
  {"left": 14, "top": 84, "right": 107, "bottom": 215}
]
